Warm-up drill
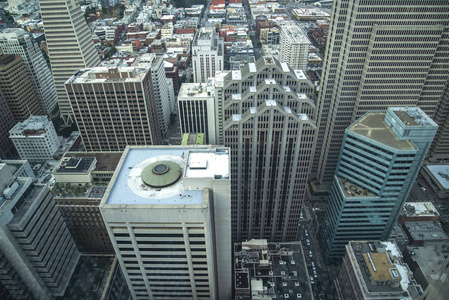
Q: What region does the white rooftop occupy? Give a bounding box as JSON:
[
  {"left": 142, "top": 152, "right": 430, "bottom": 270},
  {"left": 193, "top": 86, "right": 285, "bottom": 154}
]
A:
[
  {"left": 426, "top": 164, "right": 449, "bottom": 189},
  {"left": 104, "top": 147, "right": 229, "bottom": 206}
]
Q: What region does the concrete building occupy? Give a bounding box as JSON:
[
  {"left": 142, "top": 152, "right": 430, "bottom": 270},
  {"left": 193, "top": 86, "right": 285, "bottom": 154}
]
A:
[
  {"left": 313, "top": 0, "right": 449, "bottom": 188},
  {"left": 234, "top": 240, "right": 312, "bottom": 300},
  {"left": 138, "top": 54, "right": 175, "bottom": 135},
  {"left": 52, "top": 152, "right": 123, "bottom": 254},
  {"left": 215, "top": 56, "right": 316, "bottom": 242},
  {"left": 0, "top": 159, "right": 34, "bottom": 178},
  {"left": 402, "top": 221, "right": 449, "bottom": 246},
  {"left": 178, "top": 81, "right": 217, "bottom": 144},
  {"left": 65, "top": 67, "right": 162, "bottom": 151},
  {"left": 164, "top": 60, "right": 180, "bottom": 95},
  {"left": 0, "top": 28, "right": 58, "bottom": 116},
  {"left": 320, "top": 107, "right": 438, "bottom": 262},
  {"left": 0, "top": 54, "right": 41, "bottom": 122},
  {"left": 100, "top": 146, "right": 232, "bottom": 300},
  {"left": 0, "top": 165, "right": 80, "bottom": 299},
  {"left": 335, "top": 241, "right": 422, "bottom": 300},
  {"left": 279, "top": 25, "right": 310, "bottom": 71},
  {"left": 0, "top": 94, "right": 16, "bottom": 158},
  {"left": 192, "top": 27, "right": 224, "bottom": 83},
  {"left": 398, "top": 202, "right": 439, "bottom": 225},
  {"left": 9, "top": 116, "right": 60, "bottom": 163},
  {"left": 421, "top": 164, "right": 449, "bottom": 200},
  {"left": 417, "top": 255, "right": 449, "bottom": 300},
  {"left": 38, "top": 0, "right": 101, "bottom": 124}
]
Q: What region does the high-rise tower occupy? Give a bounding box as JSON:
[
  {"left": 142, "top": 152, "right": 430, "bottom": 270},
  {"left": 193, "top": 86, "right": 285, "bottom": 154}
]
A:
[
  {"left": 0, "top": 28, "right": 58, "bottom": 115},
  {"left": 192, "top": 27, "right": 224, "bottom": 83},
  {"left": 215, "top": 56, "right": 316, "bottom": 242},
  {"left": 100, "top": 145, "right": 232, "bottom": 300},
  {"left": 65, "top": 66, "right": 162, "bottom": 151},
  {"left": 320, "top": 107, "right": 437, "bottom": 262},
  {"left": 279, "top": 25, "right": 310, "bottom": 71},
  {"left": 313, "top": 0, "right": 449, "bottom": 188},
  {"left": 39, "top": 0, "right": 100, "bottom": 124}
]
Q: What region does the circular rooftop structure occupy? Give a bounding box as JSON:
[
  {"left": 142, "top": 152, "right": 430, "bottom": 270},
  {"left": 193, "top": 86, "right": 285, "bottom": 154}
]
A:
[{"left": 141, "top": 161, "right": 182, "bottom": 188}]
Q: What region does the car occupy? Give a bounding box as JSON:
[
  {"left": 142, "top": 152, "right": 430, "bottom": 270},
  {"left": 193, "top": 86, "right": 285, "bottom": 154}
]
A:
[
  {"left": 305, "top": 229, "right": 309, "bottom": 236},
  {"left": 421, "top": 187, "right": 427, "bottom": 193},
  {"left": 311, "top": 261, "right": 315, "bottom": 268},
  {"left": 310, "top": 276, "right": 314, "bottom": 284},
  {"left": 309, "top": 251, "right": 313, "bottom": 257},
  {"left": 306, "top": 239, "right": 310, "bottom": 246}
]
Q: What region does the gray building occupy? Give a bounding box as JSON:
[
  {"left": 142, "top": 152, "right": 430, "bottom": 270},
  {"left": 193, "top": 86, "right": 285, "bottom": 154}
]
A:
[
  {"left": 320, "top": 107, "right": 438, "bottom": 262},
  {"left": 215, "top": 56, "right": 316, "bottom": 242},
  {"left": 313, "top": 0, "right": 449, "bottom": 188},
  {"left": 100, "top": 146, "right": 232, "bottom": 300},
  {"left": 0, "top": 164, "right": 80, "bottom": 299},
  {"left": 192, "top": 27, "right": 224, "bottom": 83}
]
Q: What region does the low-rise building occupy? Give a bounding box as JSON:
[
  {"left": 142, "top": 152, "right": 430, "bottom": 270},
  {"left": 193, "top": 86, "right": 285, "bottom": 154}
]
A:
[
  {"left": 403, "top": 221, "right": 449, "bottom": 246},
  {"left": 398, "top": 202, "right": 440, "bottom": 225},
  {"left": 234, "top": 239, "right": 312, "bottom": 300},
  {"left": 421, "top": 164, "right": 449, "bottom": 200},
  {"left": 9, "top": 116, "right": 60, "bottom": 163}
]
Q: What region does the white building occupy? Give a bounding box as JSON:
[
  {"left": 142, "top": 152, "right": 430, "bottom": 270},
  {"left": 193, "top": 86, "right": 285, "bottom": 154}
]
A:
[
  {"left": 9, "top": 116, "right": 60, "bottom": 163},
  {"left": 192, "top": 27, "right": 224, "bottom": 83},
  {"left": 138, "top": 54, "right": 175, "bottom": 135},
  {"left": 100, "top": 145, "right": 232, "bottom": 300},
  {"left": 279, "top": 25, "right": 310, "bottom": 71},
  {"left": 178, "top": 80, "right": 217, "bottom": 144},
  {"left": 0, "top": 28, "right": 58, "bottom": 116}
]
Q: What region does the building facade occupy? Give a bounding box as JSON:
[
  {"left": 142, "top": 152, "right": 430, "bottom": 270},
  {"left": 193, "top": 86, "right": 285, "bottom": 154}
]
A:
[
  {"left": 0, "top": 28, "right": 58, "bottom": 116},
  {"left": 38, "top": 0, "right": 101, "bottom": 124},
  {"left": 0, "top": 166, "right": 80, "bottom": 298},
  {"left": 0, "top": 94, "right": 16, "bottom": 158},
  {"left": 138, "top": 54, "right": 175, "bottom": 135},
  {"left": 65, "top": 67, "right": 162, "bottom": 151},
  {"left": 9, "top": 116, "right": 60, "bottom": 163},
  {"left": 215, "top": 56, "right": 316, "bottom": 242},
  {"left": 0, "top": 54, "right": 41, "bottom": 122},
  {"left": 313, "top": 0, "right": 449, "bottom": 188},
  {"left": 320, "top": 107, "right": 438, "bottom": 262},
  {"left": 178, "top": 81, "right": 217, "bottom": 144},
  {"left": 279, "top": 25, "right": 310, "bottom": 71},
  {"left": 192, "top": 27, "right": 224, "bottom": 83},
  {"left": 52, "top": 153, "right": 122, "bottom": 254},
  {"left": 100, "top": 146, "right": 232, "bottom": 300}
]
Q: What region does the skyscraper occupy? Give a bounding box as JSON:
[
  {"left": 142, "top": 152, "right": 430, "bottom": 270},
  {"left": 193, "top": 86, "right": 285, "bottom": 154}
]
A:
[
  {"left": 313, "top": 0, "right": 449, "bottom": 188},
  {"left": 0, "top": 94, "right": 16, "bottom": 158},
  {"left": 215, "top": 56, "right": 316, "bottom": 242},
  {"left": 320, "top": 107, "right": 437, "bottom": 262},
  {"left": 279, "top": 25, "right": 310, "bottom": 71},
  {"left": 0, "top": 165, "right": 80, "bottom": 298},
  {"left": 192, "top": 27, "right": 224, "bottom": 83},
  {"left": 100, "top": 145, "right": 231, "bottom": 300},
  {"left": 0, "top": 54, "right": 42, "bottom": 121},
  {"left": 39, "top": 0, "right": 100, "bottom": 124},
  {"left": 65, "top": 66, "right": 162, "bottom": 151},
  {"left": 0, "top": 28, "right": 58, "bottom": 115},
  {"left": 138, "top": 54, "right": 175, "bottom": 135}
]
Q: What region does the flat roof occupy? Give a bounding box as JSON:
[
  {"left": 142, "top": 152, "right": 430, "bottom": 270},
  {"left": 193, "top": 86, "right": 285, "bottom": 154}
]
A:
[
  {"left": 104, "top": 146, "right": 229, "bottom": 206},
  {"left": 337, "top": 177, "right": 376, "bottom": 198},
  {"left": 178, "top": 83, "right": 212, "bottom": 98},
  {"left": 66, "top": 67, "right": 149, "bottom": 84},
  {"left": 54, "top": 157, "right": 95, "bottom": 174},
  {"left": 401, "top": 202, "right": 439, "bottom": 217},
  {"left": 363, "top": 252, "right": 396, "bottom": 282},
  {"left": 403, "top": 221, "right": 449, "bottom": 241},
  {"left": 426, "top": 164, "right": 449, "bottom": 189},
  {"left": 65, "top": 152, "right": 122, "bottom": 172},
  {"left": 348, "top": 112, "right": 416, "bottom": 151}
]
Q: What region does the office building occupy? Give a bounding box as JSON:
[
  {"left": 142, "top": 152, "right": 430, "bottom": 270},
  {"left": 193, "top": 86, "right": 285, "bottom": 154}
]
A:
[
  {"left": 234, "top": 240, "right": 312, "bottom": 300},
  {"left": 0, "top": 165, "right": 80, "bottom": 298},
  {"left": 279, "top": 25, "right": 310, "bottom": 71},
  {"left": 39, "top": 0, "right": 100, "bottom": 124},
  {"left": 313, "top": 0, "right": 449, "bottom": 188},
  {"left": 0, "top": 28, "right": 58, "bottom": 115},
  {"left": 192, "top": 27, "right": 224, "bottom": 83},
  {"left": 52, "top": 152, "right": 123, "bottom": 254},
  {"left": 0, "top": 54, "right": 41, "bottom": 122},
  {"left": 336, "top": 241, "right": 422, "bottom": 300},
  {"left": 398, "top": 202, "right": 439, "bottom": 225},
  {"left": 100, "top": 146, "right": 232, "bottom": 300},
  {"left": 65, "top": 67, "right": 162, "bottom": 151},
  {"left": 178, "top": 80, "right": 217, "bottom": 144},
  {"left": 215, "top": 56, "right": 316, "bottom": 242},
  {"left": 430, "top": 83, "right": 449, "bottom": 162},
  {"left": 138, "top": 54, "right": 175, "bottom": 135},
  {"left": 320, "top": 107, "right": 438, "bottom": 262},
  {"left": 9, "top": 116, "right": 60, "bottom": 163},
  {"left": 0, "top": 94, "right": 16, "bottom": 158}
]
